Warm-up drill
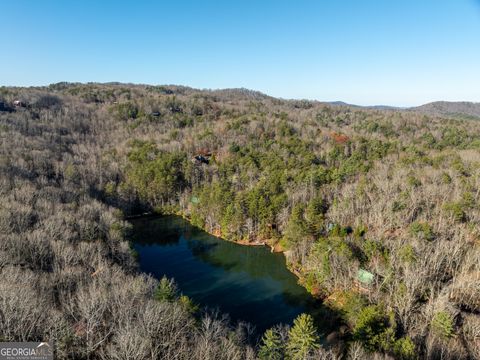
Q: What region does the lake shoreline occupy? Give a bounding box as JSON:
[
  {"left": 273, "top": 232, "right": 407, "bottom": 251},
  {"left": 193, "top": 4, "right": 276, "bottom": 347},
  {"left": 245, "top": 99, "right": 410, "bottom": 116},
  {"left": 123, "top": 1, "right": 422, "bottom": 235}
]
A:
[
  {"left": 129, "top": 213, "right": 326, "bottom": 337},
  {"left": 126, "top": 211, "right": 314, "bottom": 297}
]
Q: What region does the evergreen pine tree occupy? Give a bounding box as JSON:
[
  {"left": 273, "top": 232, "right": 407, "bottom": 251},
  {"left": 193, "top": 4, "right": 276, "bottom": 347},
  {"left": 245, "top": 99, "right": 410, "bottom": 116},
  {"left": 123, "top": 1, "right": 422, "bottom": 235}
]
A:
[
  {"left": 286, "top": 313, "right": 320, "bottom": 359},
  {"left": 154, "top": 276, "right": 178, "bottom": 302},
  {"left": 258, "top": 328, "right": 284, "bottom": 360}
]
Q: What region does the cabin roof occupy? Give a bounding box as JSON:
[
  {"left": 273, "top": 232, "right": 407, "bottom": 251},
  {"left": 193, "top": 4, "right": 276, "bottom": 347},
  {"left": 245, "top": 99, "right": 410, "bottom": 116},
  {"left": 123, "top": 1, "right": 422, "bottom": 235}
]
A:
[
  {"left": 357, "top": 269, "right": 374, "bottom": 284},
  {"left": 190, "top": 196, "right": 200, "bottom": 204},
  {"left": 196, "top": 148, "right": 212, "bottom": 156}
]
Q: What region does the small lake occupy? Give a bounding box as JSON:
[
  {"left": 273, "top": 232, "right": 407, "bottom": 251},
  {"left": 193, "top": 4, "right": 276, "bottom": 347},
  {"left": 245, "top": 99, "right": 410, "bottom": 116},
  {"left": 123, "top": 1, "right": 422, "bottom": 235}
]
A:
[{"left": 131, "top": 215, "right": 326, "bottom": 335}]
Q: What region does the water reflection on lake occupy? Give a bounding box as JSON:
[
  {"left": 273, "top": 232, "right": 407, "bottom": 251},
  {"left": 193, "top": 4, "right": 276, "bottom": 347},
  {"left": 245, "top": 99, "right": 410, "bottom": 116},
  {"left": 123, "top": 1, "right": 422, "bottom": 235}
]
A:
[{"left": 131, "top": 215, "right": 326, "bottom": 335}]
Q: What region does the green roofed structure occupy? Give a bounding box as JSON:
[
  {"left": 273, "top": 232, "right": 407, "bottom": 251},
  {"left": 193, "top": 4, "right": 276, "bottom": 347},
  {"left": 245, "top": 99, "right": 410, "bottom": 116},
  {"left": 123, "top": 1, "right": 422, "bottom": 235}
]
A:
[
  {"left": 357, "top": 269, "right": 374, "bottom": 285},
  {"left": 190, "top": 196, "right": 199, "bottom": 204}
]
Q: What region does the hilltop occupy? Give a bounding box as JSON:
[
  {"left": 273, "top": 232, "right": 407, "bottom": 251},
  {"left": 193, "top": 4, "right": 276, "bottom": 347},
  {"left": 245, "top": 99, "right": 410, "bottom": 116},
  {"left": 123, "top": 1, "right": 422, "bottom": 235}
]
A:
[{"left": 410, "top": 101, "right": 480, "bottom": 120}]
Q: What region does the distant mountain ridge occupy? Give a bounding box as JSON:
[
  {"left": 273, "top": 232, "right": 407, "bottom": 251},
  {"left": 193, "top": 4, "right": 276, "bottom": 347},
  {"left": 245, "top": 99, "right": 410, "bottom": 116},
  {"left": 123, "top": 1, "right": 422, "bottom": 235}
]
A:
[
  {"left": 327, "top": 100, "right": 480, "bottom": 116},
  {"left": 327, "top": 101, "right": 401, "bottom": 111},
  {"left": 409, "top": 101, "right": 480, "bottom": 119},
  {"left": 36, "top": 82, "right": 480, "bottom": 119},
  {"left": 326, "top": 100, "right": 480, "bottom": 120}
]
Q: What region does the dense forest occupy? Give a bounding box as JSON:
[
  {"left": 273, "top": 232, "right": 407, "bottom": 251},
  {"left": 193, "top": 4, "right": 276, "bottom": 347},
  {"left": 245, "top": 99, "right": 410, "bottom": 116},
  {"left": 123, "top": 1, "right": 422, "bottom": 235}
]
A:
[{"left": 1, "top": 83, "right": 479, "bottom": 359}]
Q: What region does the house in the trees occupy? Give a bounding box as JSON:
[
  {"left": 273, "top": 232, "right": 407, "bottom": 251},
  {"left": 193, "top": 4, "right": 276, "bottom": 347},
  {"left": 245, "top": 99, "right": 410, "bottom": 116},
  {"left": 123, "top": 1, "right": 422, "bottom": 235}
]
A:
[
  {"left": 356, "top": 269, "right": 375, "bottom": 293},
  {"left": 13, "top": 100, "right": 26, "bottom": 107},
  {"left": 192, "top": 149, "right": 212, "bottom": 165}
]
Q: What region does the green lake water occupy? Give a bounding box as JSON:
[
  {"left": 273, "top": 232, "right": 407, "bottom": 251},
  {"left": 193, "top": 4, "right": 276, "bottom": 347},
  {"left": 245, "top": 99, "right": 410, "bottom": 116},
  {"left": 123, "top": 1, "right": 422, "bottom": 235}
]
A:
[{"left": 132, "top": 215, "right": 327, "bottom": 335}]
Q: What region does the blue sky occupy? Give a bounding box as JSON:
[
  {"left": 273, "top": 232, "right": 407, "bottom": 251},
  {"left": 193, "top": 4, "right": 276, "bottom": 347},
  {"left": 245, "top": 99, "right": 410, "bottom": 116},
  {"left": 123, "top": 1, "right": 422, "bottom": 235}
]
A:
[{"left": 1, "top": 0, "right": 479, "bottom": 106}]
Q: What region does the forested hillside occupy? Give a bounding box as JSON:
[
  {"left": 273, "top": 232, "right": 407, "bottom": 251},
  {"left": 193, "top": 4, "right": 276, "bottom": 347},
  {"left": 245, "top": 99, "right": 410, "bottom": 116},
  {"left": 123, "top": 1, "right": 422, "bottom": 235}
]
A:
[
  {"left": 1, "top": 83, "right": 479, "bottom": 359},
  {"left": 411, "top": 101, "right": 480, "bottom": 120}
]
